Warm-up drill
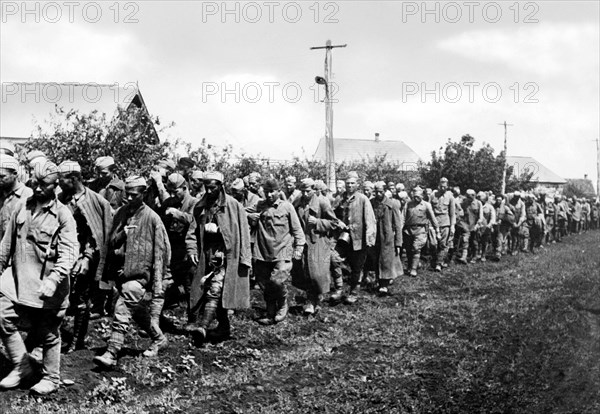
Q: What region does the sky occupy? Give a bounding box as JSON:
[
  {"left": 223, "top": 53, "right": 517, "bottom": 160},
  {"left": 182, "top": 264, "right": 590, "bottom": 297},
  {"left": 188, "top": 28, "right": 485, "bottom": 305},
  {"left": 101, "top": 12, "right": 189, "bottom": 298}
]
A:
[{"left": 1, "top": 0, "right": 599, "bottom": 181}]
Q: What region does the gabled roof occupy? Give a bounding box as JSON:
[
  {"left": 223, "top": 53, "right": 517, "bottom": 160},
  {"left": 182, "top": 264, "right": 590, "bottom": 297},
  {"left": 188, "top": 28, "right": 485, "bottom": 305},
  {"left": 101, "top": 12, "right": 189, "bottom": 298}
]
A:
[
  {"left": 506, "top": 155, "right": 566, "bottom": 185},
  {"left": 314, "top": 137, "right": 421, "bottom": 166},
  {"left": 1, "top": 82, "right": 150, "bottom": 139}
]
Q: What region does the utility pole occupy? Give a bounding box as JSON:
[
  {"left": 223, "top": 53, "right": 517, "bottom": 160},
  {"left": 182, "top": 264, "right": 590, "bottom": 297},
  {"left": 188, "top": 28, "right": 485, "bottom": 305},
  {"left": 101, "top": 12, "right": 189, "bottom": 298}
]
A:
[
  {"left": 596, "top": 138, "right": 600, "bottom": 201},
  {"left": 311, "top": 40, "right": 347, "bottom": 193},
  {"left": 498, "top": 121, "right": 514, "bottom": 195}
]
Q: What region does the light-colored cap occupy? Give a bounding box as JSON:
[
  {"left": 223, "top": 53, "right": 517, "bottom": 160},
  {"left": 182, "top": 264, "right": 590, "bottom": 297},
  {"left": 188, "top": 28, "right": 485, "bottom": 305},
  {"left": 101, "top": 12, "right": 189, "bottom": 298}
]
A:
[
  {"left": 191, "top": 170, "right": 204, "bottom": 180},
  {"left": 285, "top": 176, "right": 296, "bottom": 184},
  {"left": 374, "top": 181, "right": 386, "bottom": 191},
  {"left": 395, "top": 183, "right": 405, "bottom": 191},
  {"left": 346, "top": 171, "right": 359, "bottom": 180},
  {"left": 0, "top": 154, "right": 19, "bottom": 171},
  {"left": 34, "top": 161, "right": 59, "bottom": 181},
  {"left": 363, "top": 181, "right": 374, "bottom": 189},
  {"left": 203, "top": 171, "right": 224, "bottom": 183},
  {"left": 26, "top": 150, "right": 46, "bottom": 163},
  {"left": 299, "top": 178, "right": 315, "bottom": 189},
  {"left": 231, "top": 178, "right": 245, "bottom": 190},
  {"left": 94, "top": 156, "right": 115, "bottom": 169},
  {"left": 466, "top": 189, "right": 476, "bottom": 196},
  {"left": 57, "top": 160, "right": 81, "bottom": 174},
  {"left": 166, "top": 173, "right": 186, "bottom": 189},
  {"left": 314, "top": 179, "right": 327, "bottom": 192},
  {"left": 157, "top": 159, "right": 176, "bottom": 171},
  {"left": 125, "top": 175, "right": 147, "bottom": 188},
  {"left": 412, "top": 186, "right": 423, "bottom": 196}
]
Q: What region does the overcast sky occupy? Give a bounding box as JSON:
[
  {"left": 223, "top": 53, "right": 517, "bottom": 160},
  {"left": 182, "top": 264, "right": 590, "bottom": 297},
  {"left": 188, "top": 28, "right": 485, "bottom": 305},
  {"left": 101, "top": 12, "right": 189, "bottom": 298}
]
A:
[{"left": 1, "top": 1, "right": 599, "bottom": 179}]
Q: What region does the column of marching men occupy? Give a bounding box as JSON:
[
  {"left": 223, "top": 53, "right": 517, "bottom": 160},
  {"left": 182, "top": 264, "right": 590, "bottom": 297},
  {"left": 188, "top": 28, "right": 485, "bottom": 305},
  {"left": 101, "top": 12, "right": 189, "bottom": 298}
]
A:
[{"left": 0, "top": 147, "right": 599, "bottom": 395}]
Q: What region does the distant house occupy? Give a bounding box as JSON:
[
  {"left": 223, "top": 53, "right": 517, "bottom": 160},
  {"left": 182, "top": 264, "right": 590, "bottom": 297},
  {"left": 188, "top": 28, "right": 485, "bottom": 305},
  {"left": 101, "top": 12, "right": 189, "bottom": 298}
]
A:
[
  {"left": 506, "top": 155, "right": 566, "bottom": 190},
  {"left": 0, "top": 82, "right": 156, "bottom": 149},
  {"left": 313, "top": 133, "right": 421, "bottom": 170}
]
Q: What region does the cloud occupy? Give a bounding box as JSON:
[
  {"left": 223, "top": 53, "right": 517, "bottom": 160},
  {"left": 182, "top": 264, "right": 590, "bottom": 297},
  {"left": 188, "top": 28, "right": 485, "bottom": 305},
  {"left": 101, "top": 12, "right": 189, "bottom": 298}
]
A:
[
  {"left": 0, "top": 23, "right": 145, "bottom": 83},
  {"left": 437, "top": 24, "right": 599, "bottom": 81}
]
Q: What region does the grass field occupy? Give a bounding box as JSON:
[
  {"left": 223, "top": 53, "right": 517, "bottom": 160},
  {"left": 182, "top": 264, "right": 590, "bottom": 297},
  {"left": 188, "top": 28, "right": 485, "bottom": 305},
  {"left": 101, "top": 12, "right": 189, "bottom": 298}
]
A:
[{"left": 1, "top": 231, "right": 599, "bottom": 413}]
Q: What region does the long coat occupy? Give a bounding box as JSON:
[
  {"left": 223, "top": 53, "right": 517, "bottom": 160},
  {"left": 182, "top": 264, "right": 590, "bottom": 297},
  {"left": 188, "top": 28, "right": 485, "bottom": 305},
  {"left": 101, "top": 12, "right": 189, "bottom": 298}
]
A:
[
  {"left": 371, "top": 197, "right": 403, "bottom": 281},
  {"left": 291, "top": 194, "right": 336, "bottom": 294},
  {"left": 186, "top": 191, "right": 251, "bottom": 309}
]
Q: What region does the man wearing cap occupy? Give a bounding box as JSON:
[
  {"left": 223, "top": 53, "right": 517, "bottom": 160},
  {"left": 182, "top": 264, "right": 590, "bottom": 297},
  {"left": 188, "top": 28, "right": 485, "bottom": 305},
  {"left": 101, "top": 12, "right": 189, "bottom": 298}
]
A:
[
  {"left": 282, "top": 176, "right": 302, "bottom": 204},
  {"left": 145, "top": 159, "right": 175, "bottom": 211},
  {"left": 474, "top": 191, "right": 496, "bottom": 262},
  {"left": 189, "top": 170, "right": 206, "bottom": 199},
  {"left": 430, "top": 177, "right": 455, "bottom": 271},
  {"left": 368, "top": 181, "right": 403, "bottom": 294},
  {"left": 251, "top": 179, "right": 305, "bottom": 323},
  {"left": 231, "top": 178, "right": 261, "bottom": 212},
  {"left": 403, "top": 186, "right": 439, "bottom": 277},
  {"left": 334, "top": 171, "right": 376, "bottom": 303},
  {"left": 94, "top": 176, "right": 171, "bottom": 368},
  {"left": 177, "top": 157, "right": 196, "bottom": 182},
  {"left": 454, "top": 189, "right": 483, "bottom": 264},
  {"left": 0, "top": 162, "right": 78, "bottom": 395},
  {"left": 507, "top": 192, "right": 527, "bottom": 254},
  {"left": 522, "top": 194, "right": 544, "bottom": 253},
  {"left": 493, "top": 194, "right": 514, "bottom": 260},
  {"left": 247, "top": 172, "right": 265, "bottom": 199},
  {"left": 291, "top": 178, "right": 337, "bottom": 314},
  {"left": 185, "top": 171, "right": 251, "bottom": 339},
  {"left": 89, "top": 156, "right": 124, "bottom": 211},
  {"left": 362, "top": 181, "right": 374, "bottom": 200},
  {"left": 57, "top": 161, "right": 113, "bottom": 352},
  {"left": 385, "top": 181, "right": 396, "bottom": 199},
  {"left": 159, "top": 173, "right": 199, "bottom": 321},
  {"left": 1, "top": 154, "right": 33, "bottom": 241}
]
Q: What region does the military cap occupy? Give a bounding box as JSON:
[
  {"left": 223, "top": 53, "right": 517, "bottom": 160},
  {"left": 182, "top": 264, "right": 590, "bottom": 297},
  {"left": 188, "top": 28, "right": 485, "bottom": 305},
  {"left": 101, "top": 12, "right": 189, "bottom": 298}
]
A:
[
  {"left": 346, "top": 171, "right": 359, "bottom": 180},
  {"left": 26, "top": 150, "right": 46, "bottom": 164},
  {"left": 94, "top": 156, "right": 115, "bottom": 169},
  {"left": 204, "top": 171, "right": 224, "bottom": 183},
  {"left": 166, "top": 173, "right": 186, "bottom": 189},
  {"left": 0, "top": 154, "right": 19, "bottom": 172},
  {"left": 299, "top": 178, "right": 315, "bottom": 189},
  {"left": 231, "top": 178, "right": 245, "bottom": 190},
  {"left": 57, "top": 160, "right": 81, "bottom": 174},
  {"left": 177, "top": 157, "right": 195, "bottom": 168},
  {"left": 34, "top": 161, "right": 59, "bottom": 181},
  {"left": 363, "top": 181, "right": 374, "bottom": 189},
  {"left": 125, "top": 175, "right": 147, "bottom": 189},
  {"left": 263, "top": 178, "right": 280, "bottom": 191},
  {"left": 157, "top": 159, "right": 176, "bottom": 171}
]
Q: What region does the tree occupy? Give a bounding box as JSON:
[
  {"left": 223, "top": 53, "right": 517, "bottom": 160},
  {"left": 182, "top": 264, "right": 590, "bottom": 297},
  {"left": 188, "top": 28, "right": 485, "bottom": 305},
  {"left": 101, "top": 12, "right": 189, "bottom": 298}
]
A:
[
  {"left": 19, "top": 105, "right": 174, "bottom": 180},
  {"left": 418, "top": 134, "right": 530, "bottom": 194},
  {"left": 563, "top": 179, "right": 596, "bottom": 199}
]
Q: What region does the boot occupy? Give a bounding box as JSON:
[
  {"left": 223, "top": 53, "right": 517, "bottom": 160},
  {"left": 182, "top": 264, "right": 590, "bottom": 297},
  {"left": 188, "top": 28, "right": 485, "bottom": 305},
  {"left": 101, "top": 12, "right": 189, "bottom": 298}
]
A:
[
  {"left": 274, "top": 297, "right": 289, "bottom": 323},
  {"left": 0, "top": 334, "right": 34, "bottom": 389},
  {"left": 521, "top": 238, "right": 529, "bottom": 253},
  {"left": 457, "top": 250, "right": 468, "bottom": 264},
  {"left": 93, "top": 347, "right": 118, "bottom": 369},
  {"left": 258, "top": 301, "right": 276, "bottom": 325},
  {"left": 209, "top": 308, "right": 231, "bottom": 339},
  {"left": 143, "top": 336, "right": 168, "bottom": 357},
  {"left": 67, "top": 308, "right": 90, "bottom": 353},
  {"left": 30, "top": 378, "right": 59, "bottom": 395}
]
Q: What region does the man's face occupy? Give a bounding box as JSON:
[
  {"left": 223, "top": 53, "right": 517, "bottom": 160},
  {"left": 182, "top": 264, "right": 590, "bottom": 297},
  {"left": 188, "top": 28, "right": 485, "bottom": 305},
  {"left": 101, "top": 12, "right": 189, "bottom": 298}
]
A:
[
  {"left": 413, "top": 194, "right": 422, "bottom": 202},
  {"left": 0, "top": 168, "right": 16, "bottom": 190},
  {"left": 168, "top": 185, "right": 186, "bottom": 201},
  {"left": 231, "top": 187, "right": 244, "bottom": 202},
  {"left": 374, "top": 188, "right": 385, "bottom": 201},
  {"left": 190, "top": 176, "right": 204, "bottom": 192},
  {"left": 363, "top": 187, "right": 373, "bottom": 198},
  {"left": 439, "top": 181, "right": 448, "bottom": 191},
  {"left": 285, "top": 182, "right": 295, "bottom": 194},
  {"left": 495, "top": 196, "right": 503, "bottom": 206},
  {"left": 301, "top": 187, "right": 314, "bottom": 202},
  {"left": 204, "top": 180, "right": 222, "bottom": 202},
  {"left": 96, "top": 166, "right": 113, "bottom": 180},
  {"left": 248, "top": 179, "right": 260, "bottom": 194},
  {"left": 58, "top": 174, "right": 76, "bottom": 194},
  {"left": 336, "top": 182, "right": 346, "bottom": 194},
  {"left": 467, "top": 193, "right": 475, "bottom": 200},
  {"left": 125, "top": 186, "right": 145, "bottom": 211},
  {"left": 346, "top": 178, "right": 358, "bottom": 194},
  {"left": 266, "top": 188, "right": 279, "bottom": 204},
  {"left": 31, "top": 177, "right": 57, "bottom": 202}
]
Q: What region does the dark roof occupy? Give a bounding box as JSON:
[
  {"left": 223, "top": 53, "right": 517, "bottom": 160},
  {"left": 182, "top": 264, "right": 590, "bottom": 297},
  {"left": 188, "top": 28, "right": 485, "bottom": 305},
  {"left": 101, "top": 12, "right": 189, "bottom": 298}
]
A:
[
  {"left": 506, "top": 156, "right": 566, "bottom": 185},
  {"left": 1, "top": 82, "right": 153, "bottom": 139},
  {"left": 314, "top": 137, "right": 421, "bottom": 166}
]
